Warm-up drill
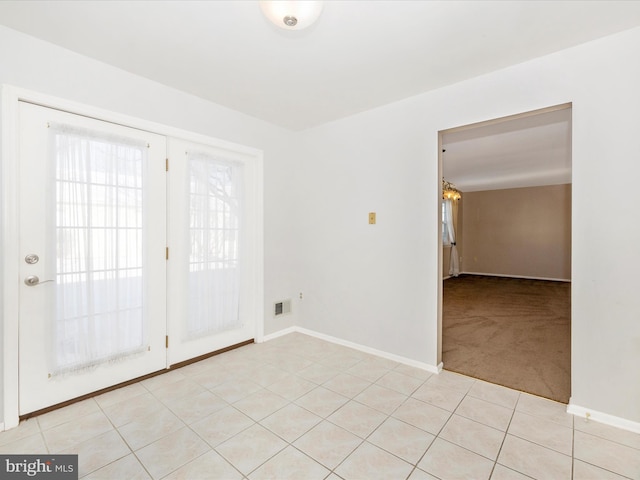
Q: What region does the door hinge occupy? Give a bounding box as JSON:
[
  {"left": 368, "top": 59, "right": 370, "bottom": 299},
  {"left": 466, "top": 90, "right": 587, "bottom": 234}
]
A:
[
  {"left": 165, "top": 158, "right": 169, "bottom": 171},
  {"left": 166, "top": 247, "right": 169, "bottom": 260},
  {"left": 166, "top": 336, "right": 169, "bottom": 348}
]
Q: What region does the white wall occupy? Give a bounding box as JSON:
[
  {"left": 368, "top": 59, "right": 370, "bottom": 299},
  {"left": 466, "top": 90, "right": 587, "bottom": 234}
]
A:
[
  {"left": 295, "top": 27, "right": 640, "bottom": 424},
  {"left": 0, "top": 25, "right": 301, "bottom": 424}
]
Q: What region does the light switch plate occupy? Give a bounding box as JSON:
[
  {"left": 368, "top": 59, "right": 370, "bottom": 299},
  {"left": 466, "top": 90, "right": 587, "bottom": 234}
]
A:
[{"left": 369, "top": 212, "right": 376, "bottom": 224}]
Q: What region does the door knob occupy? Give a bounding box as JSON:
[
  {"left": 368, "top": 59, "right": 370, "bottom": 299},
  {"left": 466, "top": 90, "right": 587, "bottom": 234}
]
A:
[{"left": 24, "top": 275, "right": 54, "bottom": 286}]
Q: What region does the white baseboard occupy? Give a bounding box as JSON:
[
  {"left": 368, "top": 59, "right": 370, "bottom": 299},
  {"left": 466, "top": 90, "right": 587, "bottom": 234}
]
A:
[
  {"left": 567, "top": 401, "right": 640, "bottom": 434},
  {"left": 257, "top": 326, "right": 297, "bottom": 343},
  {"left": 461, "top": 271, "right": 571, "bottom": 282},
  {"left": 285, "top": 326, "right": 441, "bottom": 374},
  {"left": 0, "top": 422, "right": 4, "bottom": 432}
]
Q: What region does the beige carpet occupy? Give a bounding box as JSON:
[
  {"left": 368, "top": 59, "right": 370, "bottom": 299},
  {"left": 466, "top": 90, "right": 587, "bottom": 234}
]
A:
[{"left": 443, "top": 274, "right": 571, "bottom": 403}]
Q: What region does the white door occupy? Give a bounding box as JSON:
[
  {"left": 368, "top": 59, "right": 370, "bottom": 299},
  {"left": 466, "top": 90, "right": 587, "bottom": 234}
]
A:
[
  {"left": 167, "top": 138, "right": 257, "bottom": 365},
  {"left": 18, "top": 102, "right": 168, "bottom": 414}
]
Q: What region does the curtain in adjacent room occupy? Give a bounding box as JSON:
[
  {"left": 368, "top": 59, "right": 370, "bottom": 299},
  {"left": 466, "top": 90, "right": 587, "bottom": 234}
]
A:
[
  {"left": 444, "top": 199, "right": 460, "bottom": 277},
  {"left": 186, "top": 152, "right": 243, "bottom": 340},
  {"left": 51, "top": 124, "right": 148, "bottom": 375}
]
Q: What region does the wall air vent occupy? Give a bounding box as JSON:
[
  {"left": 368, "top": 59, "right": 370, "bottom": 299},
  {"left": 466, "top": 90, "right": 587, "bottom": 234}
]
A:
[{"left": 274, "top": 299, "right": 292, "bottom": 317}]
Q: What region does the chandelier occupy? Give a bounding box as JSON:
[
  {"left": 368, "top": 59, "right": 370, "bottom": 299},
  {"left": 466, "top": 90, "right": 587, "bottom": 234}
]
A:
[{"left": 442, "top": 178, "right": 461, "bottom": 201}]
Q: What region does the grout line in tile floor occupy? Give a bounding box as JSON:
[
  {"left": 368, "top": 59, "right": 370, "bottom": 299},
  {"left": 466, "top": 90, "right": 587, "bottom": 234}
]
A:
[
  {"left": 488, "top": 396, "right": 517, "bottom": 480},
  {"left": 101, "top": 400, "right": 157, "bottom": 480},
  {"left": 1, "top": 332, "right": 639, "bottom": 480}
]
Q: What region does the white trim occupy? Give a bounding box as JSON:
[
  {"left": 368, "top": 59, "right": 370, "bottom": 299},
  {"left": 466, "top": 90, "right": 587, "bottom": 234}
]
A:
[
  {"left": 1, "top": 85, "right": 21, "bottom": 430},
  {"left": 461, "top": 271, "right": 571, "bottom": 282},
  {"left": 1, "top": 84, "right": 265, "bottom": 428},
  {"left": 294, "top": 327, "right": 442, "bottom": 374},
  {"left": 567, "top": 401, "right": 640, "bottom": 434},
  {"left": 257, "top": 326, "right": 297, "bottom": 343},
  {"left": 0, "top": 422, "right": 4, "bottom": 432}
]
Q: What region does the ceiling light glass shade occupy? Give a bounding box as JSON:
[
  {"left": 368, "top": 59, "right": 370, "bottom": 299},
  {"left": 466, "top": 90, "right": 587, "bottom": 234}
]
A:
[{"left": 259, "top": 1, "right": 323, "bottom": 30}]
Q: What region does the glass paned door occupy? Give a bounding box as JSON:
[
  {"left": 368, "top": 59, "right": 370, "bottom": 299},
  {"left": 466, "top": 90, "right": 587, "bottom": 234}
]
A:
[
  {"left": 167, "top": 139, "right": 256, "bottom": 365},
  {"left": 18, "top": 102, "right": 167, "bottom": 414}
]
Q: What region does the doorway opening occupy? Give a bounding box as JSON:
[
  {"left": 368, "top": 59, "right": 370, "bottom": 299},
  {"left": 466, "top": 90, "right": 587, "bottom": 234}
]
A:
[{"left": 438, "top": 103, "right": 572, "bottom": 403}]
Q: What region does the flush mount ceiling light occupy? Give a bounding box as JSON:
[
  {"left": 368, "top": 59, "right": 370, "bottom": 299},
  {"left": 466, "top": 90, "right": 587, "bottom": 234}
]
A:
[{"left": 259, "top": 1, "right": 324, "bottom": 30}]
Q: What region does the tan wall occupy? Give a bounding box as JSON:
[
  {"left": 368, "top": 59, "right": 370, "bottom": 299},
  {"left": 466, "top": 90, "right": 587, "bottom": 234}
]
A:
[{"left": 461, "top": 184, "right": 571, "bottom": 280}]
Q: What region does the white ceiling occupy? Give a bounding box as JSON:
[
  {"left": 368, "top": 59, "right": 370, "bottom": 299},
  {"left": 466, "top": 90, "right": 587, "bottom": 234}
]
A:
[
  {"left": 0, "top": 1, "right": 639, "bottom": 131},
  {"left": 0, "top": 1, "right": 636, "bottom": 191},
  {"left": 442, "top": 107, "right": 572, "bottom": 192}
]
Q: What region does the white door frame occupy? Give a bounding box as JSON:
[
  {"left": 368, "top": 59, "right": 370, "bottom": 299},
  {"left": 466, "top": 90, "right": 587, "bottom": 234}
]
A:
[{"left": 1, "top": 85, "right": 264, "bottom": 429}]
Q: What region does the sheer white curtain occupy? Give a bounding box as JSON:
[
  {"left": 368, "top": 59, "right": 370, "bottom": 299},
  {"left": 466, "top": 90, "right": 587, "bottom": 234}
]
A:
[
  {"left": 50, "top": 124, "right": 148, "bottom": 374},
  {"left": 186, "top": 152, "right": 243, "bottom": 340},
  {"left": 444, "top": 199, "right": 460, "bottom": 277}
]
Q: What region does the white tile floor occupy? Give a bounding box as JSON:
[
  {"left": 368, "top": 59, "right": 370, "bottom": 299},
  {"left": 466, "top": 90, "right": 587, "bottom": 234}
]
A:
[{"left": 1, "top": 332, "right": 639, "bottom": 479}]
